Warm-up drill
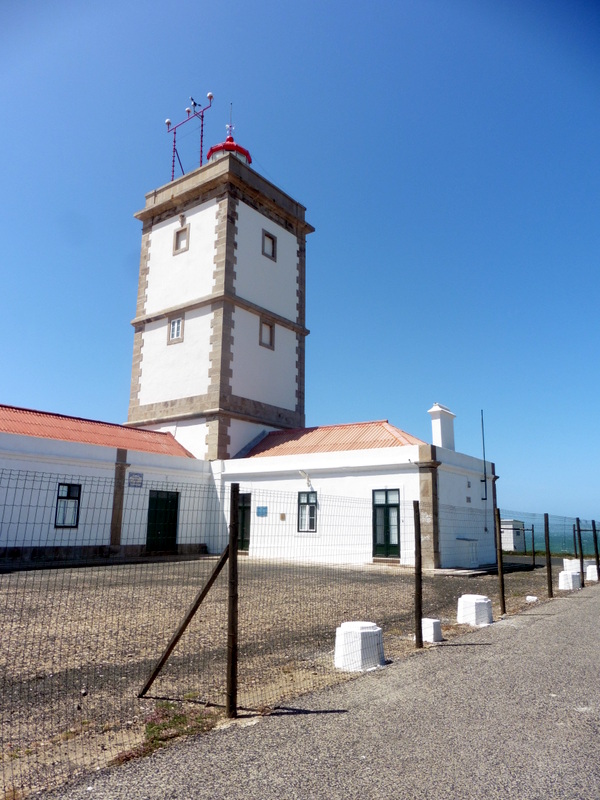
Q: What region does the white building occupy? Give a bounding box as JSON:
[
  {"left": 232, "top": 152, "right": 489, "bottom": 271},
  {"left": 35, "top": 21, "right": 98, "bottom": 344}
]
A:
[
  {"left": 501, "top": 519, "right": 526, "bottom": 553},
  {"left": 0, "top": 127, "right": 498, "bottom": 570},
  {"left": 0, "top": 403, "right": 496, "bottom": 570},
  {"left": 0, "top": 405, "right": 222, "bottom": 562},
  {"left": 217, "top": 407, "right": 497, "bottom": 570}
]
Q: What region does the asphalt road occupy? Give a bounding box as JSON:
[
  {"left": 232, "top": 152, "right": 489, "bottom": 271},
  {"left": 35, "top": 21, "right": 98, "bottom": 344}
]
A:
[{"left": 52, "top": 585, "right": 600, "bottom": 799}]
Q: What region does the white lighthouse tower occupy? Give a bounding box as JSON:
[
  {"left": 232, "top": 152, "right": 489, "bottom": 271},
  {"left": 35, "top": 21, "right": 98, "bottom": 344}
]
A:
[{"left": 127, "top": 118, "right": 314, "bottom": 460}]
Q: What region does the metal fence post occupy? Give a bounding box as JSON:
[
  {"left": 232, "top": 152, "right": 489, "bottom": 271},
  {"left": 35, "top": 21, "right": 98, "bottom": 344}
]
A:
[
  {"left": 544, "top": 513, "right": 553, "bottom": 598},
  {"left": 413, "top": 500, "right": 423, "bottom": 649},
  {"left": 138, "top": 546, "right": 229, "bottom": 698},
  {"left": 576, "top": 517, "right": 585, "bottom": 588},
  {"left": 531, "top": 524, "right": 535, "bottom": 569},
  {"left": 593, "top": 520, "right": 599, "bottom": 577},
  {"left": 494, "top": 507, "right": 506, "bottom": 616},
  {"left": 226, "top": 483, "right": 239, "bottom": 718}
]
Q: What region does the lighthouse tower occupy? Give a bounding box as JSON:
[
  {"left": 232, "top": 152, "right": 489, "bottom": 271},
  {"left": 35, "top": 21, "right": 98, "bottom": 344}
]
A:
[{"left": 127, "top": 125, "right": 314, "bottom": 459}]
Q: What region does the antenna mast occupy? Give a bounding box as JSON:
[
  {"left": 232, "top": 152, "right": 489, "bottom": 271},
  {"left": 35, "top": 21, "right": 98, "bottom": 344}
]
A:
[
  {"left": 164, "top": 92, "right": 213, "bottom": 181},
  {"left": 481, "top": 409, "right": 488, "bottom": 502}
]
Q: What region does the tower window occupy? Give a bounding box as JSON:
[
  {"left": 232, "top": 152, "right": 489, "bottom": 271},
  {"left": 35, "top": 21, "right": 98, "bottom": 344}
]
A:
[
  {"left": 259, "top": 319, "right": 275, "bottom": 349},
  {"left": 173, "top": 225, "right": 190, "bottom": 255},
  {"left": 168, "top": 316, "right": 184, "bottom": 344},
  {"left": 262, "top": 230, "right": 277, "bottom": 262},
  {"left": 55, "top": 483, "right": 81, "bottom": 528}
]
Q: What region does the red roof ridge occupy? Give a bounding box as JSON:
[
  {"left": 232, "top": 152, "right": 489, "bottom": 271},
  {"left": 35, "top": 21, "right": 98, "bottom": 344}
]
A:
[
  {"left": 273, "top": 420, "right": 391, "bottom": 434},
  {"left": 0, "top": 403, "right": 160, "bottom": 433},
  {"left": 243, "top": 419, "right": 426, "bottom": 458},
  {"left": 0, "top": 404, "right": 195, "bottom": 458},
  {"left": 381, "top": 420, "right": 422, "bottom": 443}
]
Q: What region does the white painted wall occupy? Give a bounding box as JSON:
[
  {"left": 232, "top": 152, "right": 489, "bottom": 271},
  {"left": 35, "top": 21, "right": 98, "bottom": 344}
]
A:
[
  {"left": 434, "top": 447, "right": 496, "bottom": 567},
  {"left": 227, "top": 420, "right": 280, "bottom": 458},
  {"left": 235, "top": 488, "right": 375, "bottom": 565},
  {"left": 0, "top": 434, "right": 116, "bottom": 548},
  {"left": 138, "top": 307, "right": 213, "bottom": 406},
  {"left": 1, "top": 429, "right": 496, "bottom": 568},
  {"left": 216, "top": 444, "right": 496, "bottom": 569},
  {"left": 234, "top": 201, "right": 299, "bottom": 321},
  {"left": 217, "top": 446, "right": 422, "bottom": 566},
  {"left": 0, "top": 433, "right": 215, "bottom": 551},
  {"left": 144, "top": 200, "right": 218, "bottom": 315},
  {"left": 114, "top": 448, "right": 223, "bottom": 552},
  {"left": 231, "top": 307, "right": 298, "bottom": 408},
  {"left": 143, "top": 419, "right": 210, "bottom": 460},
  {"left": 501, "top": 519, "right": 526, "bottom": 553}
]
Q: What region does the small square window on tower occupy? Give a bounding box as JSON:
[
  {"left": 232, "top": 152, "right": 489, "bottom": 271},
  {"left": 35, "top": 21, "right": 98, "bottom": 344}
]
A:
[
  {"left": 262, "top": 230, "right": 277, "bottom": 262},
  {"left": 259, "top": 319, "right": 275, "bottom": 349},
  {"left": 173, "top": 224, "right": 190, "bottom": 255},
  {"left": 168, "top": 316, "right": 184, "bottom": 344}
]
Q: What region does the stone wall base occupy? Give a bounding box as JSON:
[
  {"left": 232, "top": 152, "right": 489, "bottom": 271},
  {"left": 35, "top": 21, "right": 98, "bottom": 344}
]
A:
[{"left": 0, "top": 543, "right": 209, "bottom": 570}]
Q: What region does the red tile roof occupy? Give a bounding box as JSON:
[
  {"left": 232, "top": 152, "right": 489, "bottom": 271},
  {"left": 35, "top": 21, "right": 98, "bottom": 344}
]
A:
[
  {"left": 244, "top": 420, "right": 426, "bottom": 457},
  {"left": 0, "top": 405, "right": 195, "bottom": 458}
]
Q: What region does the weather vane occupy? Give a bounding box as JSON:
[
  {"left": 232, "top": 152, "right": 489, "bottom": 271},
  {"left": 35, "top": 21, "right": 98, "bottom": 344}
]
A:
[
  {"left": 165, "top": 92, "right": 213, "bottom": 181},
  {"left": 226, "top": 102, "right": 234, "bottom": 139}
]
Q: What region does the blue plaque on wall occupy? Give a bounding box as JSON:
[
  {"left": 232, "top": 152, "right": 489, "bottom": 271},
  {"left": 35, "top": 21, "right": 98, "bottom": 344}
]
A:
[{"left": 256, "top": 506, "right": 268, "bottom": 517}]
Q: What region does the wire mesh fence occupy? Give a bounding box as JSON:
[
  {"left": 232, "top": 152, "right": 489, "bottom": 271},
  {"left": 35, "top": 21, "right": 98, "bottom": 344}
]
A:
[
  {"left": 1, "top": 468, "right": 597, "bottom": 797},
  {"left": 1, "top": 472, "right": 417, "bottom": 797},
  {"left": 0, "top": 467, "right": 224, "bottom": 564},
  {"left": 499, "top": 509, "right": 599, "bottom": 559},
  {"left": 436, "top": 504, "right": 497, "bottom": 568}
]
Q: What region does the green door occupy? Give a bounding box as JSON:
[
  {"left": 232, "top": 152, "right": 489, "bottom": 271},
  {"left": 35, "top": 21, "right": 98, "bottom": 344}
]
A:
[
  {"left": 146, "top": 490, "right": 179, "bottom": 553},
  {"left": 373, "top": 489, "right": 400, "bottom": 558},
  {"left": 238, "top": 493, "right": 251, "bottom": 552}
]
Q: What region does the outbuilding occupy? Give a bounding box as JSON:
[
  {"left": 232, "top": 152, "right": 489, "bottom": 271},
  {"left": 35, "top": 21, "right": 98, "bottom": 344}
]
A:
[
  {"left": 217, "top": 404, "right": 497, "bottom": 570},
  {"left": 0, "top": 404, "right": 220, "bottom": 563}
]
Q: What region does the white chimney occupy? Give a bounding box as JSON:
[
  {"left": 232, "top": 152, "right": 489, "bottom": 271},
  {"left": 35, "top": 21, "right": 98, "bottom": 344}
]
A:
[{"left": 428, "top": 403, "right": 456, "bottom": 451}]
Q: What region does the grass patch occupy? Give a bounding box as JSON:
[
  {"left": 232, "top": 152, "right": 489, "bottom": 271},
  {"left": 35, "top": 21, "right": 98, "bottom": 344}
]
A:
[
  {"left": 3, "top": 788, "right": 25, "bottom": 800},
  {"left": 110, "top": 701, "right": 221, "bottom": 766}
]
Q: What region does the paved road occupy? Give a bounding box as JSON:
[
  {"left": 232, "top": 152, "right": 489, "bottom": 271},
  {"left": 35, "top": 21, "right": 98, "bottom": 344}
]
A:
[{"left": 53, "top": 586, "right": 600, "bottom": 799}]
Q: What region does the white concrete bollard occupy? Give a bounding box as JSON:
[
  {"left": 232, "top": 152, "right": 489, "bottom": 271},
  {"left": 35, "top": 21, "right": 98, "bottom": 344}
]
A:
[
  {"left": 586, "top": 565, "right": 599, "bottom": 582},
  {"left": 563, "top": 558, "right": 595, "bottom": 573},
  {"left": 558, "top": 570, "right": 581, "bottom": 590},
  {"left": 334, "top": 621, "right": 385, "bottom": 672},
  {"left": 457, "top": 594, "right": 493, "bottom": 626},
  {"left": 421, "top": 618, "right": 442, "bottom": 643}
]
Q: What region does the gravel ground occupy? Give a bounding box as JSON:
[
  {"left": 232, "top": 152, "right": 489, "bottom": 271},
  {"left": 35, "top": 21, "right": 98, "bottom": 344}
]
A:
[
  {"left": 44, "top": 584, "right": 600, "bottom": 800},
  {"left": 1, "top": 555, "right": 559, "bottom": 797}
]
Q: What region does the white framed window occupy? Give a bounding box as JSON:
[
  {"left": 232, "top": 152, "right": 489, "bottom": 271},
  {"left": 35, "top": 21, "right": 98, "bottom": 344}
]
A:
[
  {"left": 173, "top": 225, "right": 190, "bottom": 255},
  {"left": 262, "top": 230, "right": 277, "bottom": 262},
  {"left": 168, "top": 316, "right": 184, "bottom": 344},
  {"left": 260, "top": 319, "right": 274, "bottom": 349},
  {"left": 55, "top": 483, "right": 81, "bottom": 528},
  {"left": 298, "top": 491, "right": 317, "bottom": 532}
]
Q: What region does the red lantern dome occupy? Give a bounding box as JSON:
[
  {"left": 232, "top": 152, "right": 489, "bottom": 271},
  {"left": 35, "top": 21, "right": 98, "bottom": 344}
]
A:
[{"left": 206, "top": 132, "right": 252, "bottom": 165}]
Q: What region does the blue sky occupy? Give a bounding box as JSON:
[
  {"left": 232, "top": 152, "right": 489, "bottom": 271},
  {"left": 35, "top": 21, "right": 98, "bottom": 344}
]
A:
[{"left": 2, "top": 0, "right": 599, "bottom": 518}]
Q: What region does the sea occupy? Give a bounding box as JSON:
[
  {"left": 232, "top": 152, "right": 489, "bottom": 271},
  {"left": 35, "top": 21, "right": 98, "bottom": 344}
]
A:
[{"left": 502, "top": 511, "right": 599, "bottom": 557}]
